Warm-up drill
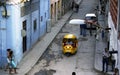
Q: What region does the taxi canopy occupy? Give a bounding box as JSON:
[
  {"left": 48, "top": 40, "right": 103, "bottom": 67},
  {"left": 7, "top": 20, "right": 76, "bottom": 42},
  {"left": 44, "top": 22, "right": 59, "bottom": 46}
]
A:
[{"left": 63, "top": 34, "right": 77, "bottom": 39}]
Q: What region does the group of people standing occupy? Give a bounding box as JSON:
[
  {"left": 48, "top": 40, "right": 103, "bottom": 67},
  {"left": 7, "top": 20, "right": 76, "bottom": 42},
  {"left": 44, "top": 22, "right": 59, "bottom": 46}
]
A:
[
  {"left": 102, "top": 48, "right": 119, "bottom": 75},
  {"left": 5, "top": 49, "right": 17, "bottom": 74},
  {"left": 102, "top": 48, "right": 110, "bottom": 72}
]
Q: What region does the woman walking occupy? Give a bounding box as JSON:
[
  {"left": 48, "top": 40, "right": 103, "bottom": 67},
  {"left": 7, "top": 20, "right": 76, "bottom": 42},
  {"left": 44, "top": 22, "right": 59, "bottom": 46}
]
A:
[{"left": 8, "top": 50, "right": 17, "bottom": 74}]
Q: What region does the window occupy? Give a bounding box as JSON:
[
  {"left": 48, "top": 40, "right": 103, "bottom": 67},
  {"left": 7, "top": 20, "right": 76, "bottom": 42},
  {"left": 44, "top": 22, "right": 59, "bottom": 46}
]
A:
[
  {"left": 45, "top": 13, "right": 47, "bottom": 18},
  {"left": 41, "top": 16, "right": 43, "bottom": 22},
  {"left": 33, "top": 19, "right": 37, "bottom": 32}
]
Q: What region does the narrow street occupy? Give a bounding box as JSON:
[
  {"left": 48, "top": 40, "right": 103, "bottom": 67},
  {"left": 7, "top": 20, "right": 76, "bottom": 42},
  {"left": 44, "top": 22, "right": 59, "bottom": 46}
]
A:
[{"left": 27, "top": 0, "right": 104, "bottom": 75}]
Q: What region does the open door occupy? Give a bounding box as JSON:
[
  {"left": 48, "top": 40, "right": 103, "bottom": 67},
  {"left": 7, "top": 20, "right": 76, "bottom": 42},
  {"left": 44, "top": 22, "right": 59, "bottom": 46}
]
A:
[{"left": 22, "top": 20, "right": 27, "bottom": 53}]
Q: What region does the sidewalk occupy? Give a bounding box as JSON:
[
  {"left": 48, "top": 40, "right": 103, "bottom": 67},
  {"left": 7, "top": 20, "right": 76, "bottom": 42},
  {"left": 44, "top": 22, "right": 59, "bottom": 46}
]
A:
[
  {"left": 94, "top": 13, "right": 114, "bottom": 74},
  {"left": 0, "top": 0, "right": 82, "bottom": 75},
  {"left": 94, "top": 14, "right": 107, "bottom": 71}
]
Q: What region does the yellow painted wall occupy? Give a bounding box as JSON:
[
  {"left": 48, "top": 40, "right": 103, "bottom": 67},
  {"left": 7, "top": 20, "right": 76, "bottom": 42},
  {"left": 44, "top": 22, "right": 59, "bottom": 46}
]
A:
[{"left": 50, "top": 0, "right": 62, "bottom": 25}]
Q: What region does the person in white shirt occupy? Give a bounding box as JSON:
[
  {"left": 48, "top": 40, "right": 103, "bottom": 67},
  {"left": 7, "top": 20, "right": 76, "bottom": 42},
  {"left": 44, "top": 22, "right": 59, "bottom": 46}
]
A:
[{"left": 102, "top": 48, "right": 110, "bottom": 72}]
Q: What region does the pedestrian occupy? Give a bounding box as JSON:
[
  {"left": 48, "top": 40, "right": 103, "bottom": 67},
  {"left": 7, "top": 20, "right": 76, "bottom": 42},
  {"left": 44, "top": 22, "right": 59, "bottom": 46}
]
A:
[
  {"left": 75, "top": 3, "right": 79, "bottom": 13},
  {"left": 101, "top": 4, "right": 105, "bottom": 15},
  {"left": 72, "top": 1, "right": 76, "bottom": 12},
  {"left": 114, "top": 68, "right": 119, "bottom": 75},
  {"left": 72, "top": 72, "right": 76, "bottom": 75},
  {"left": 83, "top": 24, "right": 87, "bottom": 37},
  {"left": 100, "top": 0, "right": 102, "bottom": 4},
  {"left": 71, "top": 1, "right": 75, "bottom": 9},
  {"left": 80, "top": 24, "right": 84, "bottom": 35},
  {"left": 89, "top": 24, "right": 93, "bottom": 36},
  {"left": 80, "top": 24, "right": 87, "bottom": 37},
  {"left": 5, "top": 49, "right": 11, "bottom": 71},
  {"left": 111, "top": 54, "right": 116, "bottom": 71},
  {"left": 102, "top": 48, "right": 110, "bottom": 72},
  {"left": 66, "top": 39, "right": 73, "bottom": 45},
  {"left": 8, "top": 50, "right": 17, "bottom": 74},
  {"left": 101, "top": 29, "right": 104, "bottom": 40}
]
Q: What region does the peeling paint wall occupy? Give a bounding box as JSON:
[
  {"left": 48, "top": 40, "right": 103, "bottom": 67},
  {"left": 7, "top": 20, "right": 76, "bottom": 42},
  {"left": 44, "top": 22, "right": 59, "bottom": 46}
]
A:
[{"left": 0, "top": 0, "right": 50, "bottom": 68}]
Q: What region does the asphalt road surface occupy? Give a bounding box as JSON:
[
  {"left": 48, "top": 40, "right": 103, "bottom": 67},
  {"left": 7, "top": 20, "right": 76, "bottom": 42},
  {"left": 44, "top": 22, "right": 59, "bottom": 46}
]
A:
[{"left": 27, "top": 0, "right": 104, "bottom": 75}]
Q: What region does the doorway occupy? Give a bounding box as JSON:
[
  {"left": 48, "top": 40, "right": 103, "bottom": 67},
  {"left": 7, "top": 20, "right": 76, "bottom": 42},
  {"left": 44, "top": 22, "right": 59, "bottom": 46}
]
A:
[{"left": 22, "top": 20, "right": 27, "bottom": 53}]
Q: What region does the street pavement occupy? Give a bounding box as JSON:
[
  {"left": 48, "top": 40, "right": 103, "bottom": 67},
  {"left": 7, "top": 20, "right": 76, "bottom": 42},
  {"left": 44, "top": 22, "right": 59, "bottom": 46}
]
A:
[{"left": 0, "top": 0, "right": 82, "bottom": 75}]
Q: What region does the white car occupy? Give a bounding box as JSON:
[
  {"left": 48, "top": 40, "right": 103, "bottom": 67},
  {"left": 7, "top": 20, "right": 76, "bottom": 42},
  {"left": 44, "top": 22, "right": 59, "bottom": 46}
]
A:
[{"left": 85, "top": 13, "right": 97, "bottom": 24}]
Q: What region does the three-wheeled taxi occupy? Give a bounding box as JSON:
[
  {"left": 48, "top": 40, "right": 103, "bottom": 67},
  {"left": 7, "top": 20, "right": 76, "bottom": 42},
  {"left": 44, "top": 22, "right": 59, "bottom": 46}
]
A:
[{"left": 62, "top": 34, "right": 78, "bottom": 56}]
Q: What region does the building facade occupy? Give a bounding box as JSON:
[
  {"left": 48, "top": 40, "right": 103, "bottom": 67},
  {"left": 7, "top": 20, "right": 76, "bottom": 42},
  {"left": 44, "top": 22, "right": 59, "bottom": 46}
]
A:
[
  {"left": 61, "top": 0, "right": 73, "bottom": 15},
  {"left": 117, "top": 0, "right": 120, "bottom": 72},
  {"left": 107, "top": 0, "right": 120, "bottom": 71},
  {"left": 50, "top": 0, "right": 62, "bottom": 25},
  {"left": 0, "top": 0, "right": 50, "bottom": 68},
  {"left": 50, "top": 0, "right": 73, "bottom": 26}
]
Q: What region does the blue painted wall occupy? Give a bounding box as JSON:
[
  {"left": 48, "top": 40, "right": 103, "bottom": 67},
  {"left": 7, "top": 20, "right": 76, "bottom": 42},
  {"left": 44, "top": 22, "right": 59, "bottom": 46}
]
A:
[
  {"left": 0, "top": 0, "right": 50, "bottom": 68},
  {"left": 10, "top": 5, "right": 23, "bottom": 64},
  {"left": 0, "top": 4, "right": 22, "bottom": 67},
  {"left": 40, "top": 0, "right": 50, "bottom": 37},
  {"left": 0, "top": 9, "right": 7, "bottom": 67}
]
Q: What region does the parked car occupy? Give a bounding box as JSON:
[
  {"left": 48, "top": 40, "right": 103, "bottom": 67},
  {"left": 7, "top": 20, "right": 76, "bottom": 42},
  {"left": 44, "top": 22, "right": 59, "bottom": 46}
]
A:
[
  {"left": 84, "top": 13, "right": 99, "bottom": 36},
  {"left": 85, "top": 13, "right": 97, "bottom": 24}
]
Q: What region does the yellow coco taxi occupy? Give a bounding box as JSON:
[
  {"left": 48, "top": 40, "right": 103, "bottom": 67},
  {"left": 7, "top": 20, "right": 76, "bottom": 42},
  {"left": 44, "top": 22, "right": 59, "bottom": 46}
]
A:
[{"left": 62, "top": 34, "right": 78, "bottom": 56}]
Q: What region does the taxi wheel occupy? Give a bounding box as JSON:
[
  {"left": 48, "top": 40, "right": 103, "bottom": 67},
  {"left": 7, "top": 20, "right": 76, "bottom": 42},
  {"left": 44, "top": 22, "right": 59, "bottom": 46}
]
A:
[
  {"left": 72, "top": 50, "right": 77, "bottom": 55},
  {"left": 65, "top": 53, "right": 71, "bottom": 57}
]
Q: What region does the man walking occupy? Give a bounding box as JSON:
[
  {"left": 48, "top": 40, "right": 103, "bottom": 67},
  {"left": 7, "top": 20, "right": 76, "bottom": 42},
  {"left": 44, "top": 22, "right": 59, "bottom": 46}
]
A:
[
  {"left": 75, "top": 3, "right": 79, "bottom": 13},
  {"left": 80, "top": 24, "right": 87, "bottom": 37}
]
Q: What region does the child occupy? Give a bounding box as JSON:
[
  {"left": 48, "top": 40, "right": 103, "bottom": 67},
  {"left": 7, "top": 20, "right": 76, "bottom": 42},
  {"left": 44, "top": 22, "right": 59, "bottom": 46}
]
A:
[
  {"left": 8, "top": 50, "right": 17, "bottom": 74},
  {"left": 5, "top": 49, "right": 11, "bottom": 71}
]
